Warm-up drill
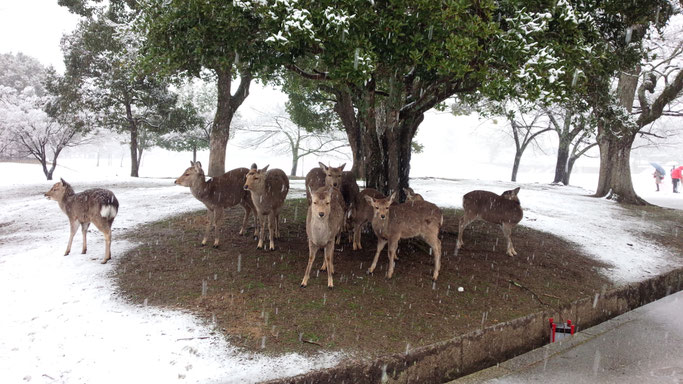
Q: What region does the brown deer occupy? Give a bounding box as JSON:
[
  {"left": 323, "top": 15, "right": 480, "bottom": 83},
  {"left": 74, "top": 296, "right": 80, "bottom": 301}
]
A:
[
  {"left": 44, "top": 179, "right": 119, "bottom": 264},
  {"left": 350, "top": 188, "right": 386, "bottom": 250},
  {"left": 243, "top": 164, "right": 289, "bottom": 250},
  {"left": 403, "top": 187, "right": 424, "bottom": 202},
  {"left": 456, "top": 187, "right": 523, "bottom": 257},
  {"left": 301, "top": 186, "right": 345, "bottom": 288},
  {"left": 305, "top": 162, "right": 358, "bottom": 208},
  {"left": 365, "top": 191, "right": 443, "bottom": 281},
  {"left": 175, "top": 161, "right": 256, "bottom": 247}
]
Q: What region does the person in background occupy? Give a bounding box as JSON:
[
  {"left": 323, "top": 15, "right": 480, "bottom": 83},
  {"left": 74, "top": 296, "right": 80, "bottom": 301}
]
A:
[
  {"left": 654, "top": 170, "right": 663, "bottom": 191},
  {"left": 671, "top": 165, "right": 682, "bottom": 193}
]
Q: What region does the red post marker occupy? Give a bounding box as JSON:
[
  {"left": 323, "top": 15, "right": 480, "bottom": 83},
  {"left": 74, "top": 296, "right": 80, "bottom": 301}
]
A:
[
  {"left": 570, "top": 324, "right": 575, "bottom": 335},
  {"left": 552, "top": 323, "right": 556, "bottom": 343}
]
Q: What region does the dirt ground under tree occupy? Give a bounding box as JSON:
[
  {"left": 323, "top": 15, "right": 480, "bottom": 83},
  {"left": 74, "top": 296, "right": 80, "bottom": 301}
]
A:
[{"left": 115, "top": 198, "right": 616, "bottom": 358}]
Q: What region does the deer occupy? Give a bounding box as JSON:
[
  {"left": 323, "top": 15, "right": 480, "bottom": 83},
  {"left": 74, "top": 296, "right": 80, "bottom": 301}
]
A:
[
  {"left": 44, "top": 179, "right": 119, "bottom": 264},
  {"left": 175, "top": 161, "right": 256, "bottom": 248},
  {"left": 243, "top": 164, "right": 290, "bottom": 250},
  {"left": 301, "top": 186, "right": 345, "bottom": 288},
  {"left": 350, "top": 187, "right": 386, "bottom": 250},
  {"left": 456, "top": 187, "right": 523, "bottom": 257},
  {"left": 365, "top": 191, "right": 443, "bottom": 281},
  {"left": 305, "top": 162, "right": 359, "bottom": 209},
  {"left": 403, "top": 187, "right": 424, "bottom": 202},
  {"left": 305, "top": 162, "right": 360, "bottom": 244}
]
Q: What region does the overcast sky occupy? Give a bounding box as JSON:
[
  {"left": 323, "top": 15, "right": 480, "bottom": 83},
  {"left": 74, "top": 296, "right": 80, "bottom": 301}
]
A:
[{"left": 0, "top": 0, "right": 81, "bottom": 72}]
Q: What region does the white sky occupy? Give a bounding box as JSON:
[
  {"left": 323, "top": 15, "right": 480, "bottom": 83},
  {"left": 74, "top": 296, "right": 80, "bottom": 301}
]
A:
[{"left": 0, "top": 0, "right": 81, "bottom": 72}]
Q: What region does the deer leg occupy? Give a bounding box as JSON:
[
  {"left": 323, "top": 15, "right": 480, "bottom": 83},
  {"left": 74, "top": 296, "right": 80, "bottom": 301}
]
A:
[
  {"left": 212, "top": 208, "right": 224, "bottom": 248},
  {"left": 239, "top": 202, "right": 251, "bottom": 236},
  {"left": 102, "top": 226, "right": 112, "bottom": 264},
  {"left": 502, "top": 223, "right": 517, "bottom": 256},
  {"left": 301, "top": 241, "right": 318, "bottom": 287},
  {"left": 202, "top": 209, "right": 214, "bottom": 246},
  {"left": 456, "top": 213, "right": 476, "bottom": 250},
  {"left": 274, "top": 214, "right": 281, "bottom": 239},
  {"left": 352, "top": 224, "right": 362, "bottom": 251},
  {"left": 65, "top": 220, "right": 79, "bottom": 256},
  {"left": 256, "top": 214, "right": 266, "bottom": 249},
  {"left": 368, "top": 238, "right": 387, "bottom": 275},
  {"left": 424, "top": 232, "right": 442, "bottom": 281},
  {"left": 267, "top": 213, "right": 276, "bottom": 250},
  {"left": 324, "top": 242, "right": 335, "bottom": 288},
  {"left": 80, "top": 222, "right": 90, "bottom": 254},
  {"left": 386, "top": 240, "right": 399, "bottom": 279}
]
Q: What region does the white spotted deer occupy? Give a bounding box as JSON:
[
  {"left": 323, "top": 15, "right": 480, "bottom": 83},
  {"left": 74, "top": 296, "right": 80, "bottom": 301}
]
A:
[
  {"left": 175, "top": 161, "right": 256, "bottom": 247},
  {"left": 365, "top": 191, "right": 443, "bottom": 281},
  {"left": 243, "top": 164, "right": 289, "bottom": 250},
  {"left": 301, "top": 186, "right": 345, "bottom": 288},
  {"left": 456, "top": 187, "right": 523, "bottom": 256},
  {"left": 44, "top": 179, "right": 119, "bottom": 264}
]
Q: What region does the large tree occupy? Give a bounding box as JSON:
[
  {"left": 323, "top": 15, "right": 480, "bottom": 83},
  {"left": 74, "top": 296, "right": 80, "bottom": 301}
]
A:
[
  {"left": 592, "top": 3, "right": 682, "bottom": 204},
  {"left": 136, "top": 0, "right": 272, "bottom": 177},
  {"left": 250, "top": 0, "right": 624, "bottom": 196}
]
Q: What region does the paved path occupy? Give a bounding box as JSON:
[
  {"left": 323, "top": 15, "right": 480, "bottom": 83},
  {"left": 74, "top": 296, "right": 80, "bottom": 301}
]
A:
[{"left": 452, "top": 290, "right": 683, "bottom": 384}]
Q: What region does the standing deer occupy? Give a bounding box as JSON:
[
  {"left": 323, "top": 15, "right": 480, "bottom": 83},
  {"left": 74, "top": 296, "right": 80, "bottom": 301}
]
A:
[
  {"left": 365, "top": 191, "right": 443, "bottom": 281},
  {"left": 350, "top": 188, "right": 386, "bottom": 250},
  {"left": 305, "top": 162, "right": 358, "bottom": 208},
  {"left": 301, "top": 186, "right": 345, "bottom": 288},
  {"left": 44, "top": 179, "right": 119, "bottom": 264},
  {"left": 243, "top": 164, "right": 289, "bottom": 250},
  {"left": 456, "top": 187, "right": 523, "bottom": 256},
  {"left": 175, "top": 161, "right": 256, "bottom": 247}
]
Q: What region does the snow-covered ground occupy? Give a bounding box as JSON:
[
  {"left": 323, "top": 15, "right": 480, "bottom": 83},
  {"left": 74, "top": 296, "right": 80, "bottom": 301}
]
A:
[{"left": 0, "top": 148, "right": 681, "bottom": 383}]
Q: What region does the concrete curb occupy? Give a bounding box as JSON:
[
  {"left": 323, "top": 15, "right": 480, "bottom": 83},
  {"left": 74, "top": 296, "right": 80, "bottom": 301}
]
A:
[{"left": 264, "top": 268, "right": 683, "bottom": 384}]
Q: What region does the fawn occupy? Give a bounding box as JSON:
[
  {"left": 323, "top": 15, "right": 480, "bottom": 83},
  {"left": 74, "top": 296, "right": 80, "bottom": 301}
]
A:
[
  {"left": 243, "top": 164, "right": 289, "bottom": 250},
  {"left": 456, "top": 187, "right": 523, "bottom": 256},
  {"left": 175, "top": 161, "right": 256, "bottom": 247},
  {"left": 365, "top": 191, "right": 443, "bottom": 281},
  {"left": 301, "top": 186, "right": 345, "bottom": 288},
  {"left": 350, "top": 188, "right": 386, "bottom": 250},
  {"left": 44, "top": 179, "right": 119, "bottom": 264}
]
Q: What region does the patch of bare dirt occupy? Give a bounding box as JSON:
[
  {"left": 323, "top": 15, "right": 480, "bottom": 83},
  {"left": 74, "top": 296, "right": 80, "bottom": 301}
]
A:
[{"left": 115, "top": 199, "right": 611, "bottom": 358}]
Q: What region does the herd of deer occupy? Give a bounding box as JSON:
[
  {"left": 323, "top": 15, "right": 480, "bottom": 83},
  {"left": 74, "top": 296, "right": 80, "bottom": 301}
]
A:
[{"left": 44, "top": 162, "right": 523, "bottom": 289}]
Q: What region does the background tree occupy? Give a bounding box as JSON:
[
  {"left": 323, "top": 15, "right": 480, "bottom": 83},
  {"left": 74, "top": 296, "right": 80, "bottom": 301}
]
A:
[
  {"left": 60, "top": 9, "right": 196, "bottom": 177},
  {"left": 237, "top": 103, "right": 349, "bottom": 177},
  {"left": 545, "top": 103, "right": 598, "bottom": 185},
  {"left": 136, "top": 0, "right": 271, "bottom": 177}
]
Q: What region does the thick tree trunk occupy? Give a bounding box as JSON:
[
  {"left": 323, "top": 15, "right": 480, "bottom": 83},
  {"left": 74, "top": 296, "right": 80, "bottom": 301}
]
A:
[
  {"left": 334, "top": 90, "right": 363, "bottom": 178},
  {"left": 564, "top": 156, "right": 577, "bottom": 185},
  {"left": 290, "top": 151, "right": 299, "bottom": 177},
  {"left": 124, "top": 100, "right": 140, "bottom": 177},
  {"left": 594, "top": 68, "right": 647, "bottom": 205},
  {"left": 553, "top": 138, "right": 571, "bottom": 184},
  {"left": 207, "top": 67, "right": 252, "bottom": 177}
]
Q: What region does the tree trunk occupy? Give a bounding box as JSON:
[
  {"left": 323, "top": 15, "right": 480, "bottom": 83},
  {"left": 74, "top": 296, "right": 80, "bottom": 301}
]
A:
[
  {"left": 594, "top": 68, "right": 646, "bottom": 205},
  {"left": 192, "top": 145, "right": 197, "bottom": 163},
  {"left": 334, "top": 90, "right": 363, "bottom": 178},
  {"left": 511, "top": 151, "right": 522, "bottom": 182},
  {"left": 290, "top": 148, "right": 299, "bottom": 176},
  {"left": 124, "top": 100, "right": 140, "bottom": 177},
  {"left": 553, "top": 138, "right": 570, "bottom": 184},
  {"left": 207, "top": 67, "right": 253, "bottom": 177},
  {"left": 564, "top": 156, "right": 577, "bottom": 185}
]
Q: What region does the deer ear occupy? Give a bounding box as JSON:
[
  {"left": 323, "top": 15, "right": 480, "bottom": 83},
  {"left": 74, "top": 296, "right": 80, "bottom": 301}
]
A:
[
  {"left": 60, "top": 178, "right": 66, "bottom": 185},
  {"left": 512, "top": 187, "right": 520, "bottom": 196},
  {"left": 251, "top": 163, "right": 258, "bottom": 170},
  {"left": 339, "top": 163, "right": 346, "bottom": 171},
  {"left": 402, "top": 187, "right": 410, "bottom": 195},
  {"left": 364, "top": 195, "right": 374, "bottom": 205},
  {"left": 190, "top": 161, "right": 194, "bottom": 166},
  {"left": 194, "top": 161, "right": 202, "bottom": 171},
  {"left": 318, "top": 162, "right": 328, "bottom": 171},
  {"left": 327, "top": 186, "right": 334, "bottom": 198},
  {"left": 261, "top": 164, "right": 270, "bottom": 173},
  {"left": 389, "top": 191, "right": 398, "bottom": 204}
]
